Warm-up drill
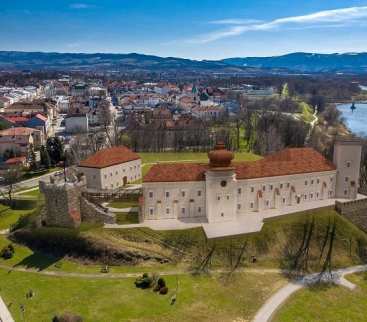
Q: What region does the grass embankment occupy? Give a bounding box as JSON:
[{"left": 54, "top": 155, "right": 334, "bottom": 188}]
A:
[
  {"left": 273, "top": 273, "right": 367, "bottom": 322},
  {"left": 106, "top": 200, "right": 138, "bottom": 209},
  {"left": 0, "top": 270, "right": 286, "bottom": 322},
  {"left": 113, "top": 208, "right": 367, "bottom": 272}
]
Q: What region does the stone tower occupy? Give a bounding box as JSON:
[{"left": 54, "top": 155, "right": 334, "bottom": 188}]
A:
[
  {"left": 39, "top": 174, "right": 87, "bottom": 228},
  {"left": 205, "top": 142, "right": 237, "bottom": 223},
  {"left": 333, "top": 137, "right": 362, "bottom": 199}
]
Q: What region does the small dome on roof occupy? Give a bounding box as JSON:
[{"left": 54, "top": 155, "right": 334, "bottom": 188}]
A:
[{"left": 208, "top": 142, "right": 234, "bottom": 168}]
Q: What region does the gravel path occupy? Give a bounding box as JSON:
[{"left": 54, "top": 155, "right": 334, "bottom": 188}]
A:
[{"left": 252, "top": 264, "right": 367, "bottom": 322}]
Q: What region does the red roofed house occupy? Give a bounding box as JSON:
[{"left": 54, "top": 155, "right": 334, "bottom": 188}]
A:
[
  {"left": 142, "top": 138, "right": 362, "bottom": 228},
  {"left": 78, "top": 146, "right": 141, "bottom": 191},
  {"left": 0, "top": 127, "right": 43, "bottom": 156}
]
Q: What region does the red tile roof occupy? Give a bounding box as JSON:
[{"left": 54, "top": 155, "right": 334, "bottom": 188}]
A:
[
  {"left": 5, "top": 156, "right": 26, "bottom": 165},
  {"left": 0, "top": 127, "right": 39, "bottom": 136},
  {"left": 143, "top": 148, "right": 336, "bottom": 183},
  {"left": 79, "top": 146, "right": 140, "bottom": 169}
]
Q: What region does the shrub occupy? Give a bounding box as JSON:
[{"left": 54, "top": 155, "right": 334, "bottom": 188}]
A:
[
  {"left": 157, "top": 277, "right": 166, "bottom": 288},
  {"left": 52, "top": 313, "right": 83, "bottom": 322},
  {"left": 134, "top": 273, "right": 153, "bottom": 289},
  {"left": 0, "top": 244, "right": 15, "bottom": 259},
  {"left": 159, "top": 286, "right": 168, "bottom": 295}
]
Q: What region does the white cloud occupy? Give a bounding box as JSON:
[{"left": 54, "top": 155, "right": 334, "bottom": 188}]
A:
[
  {"left": 69, "top": 3, "right": 94, "bottom": 9},
  {"left": 192, "top": 6, "right": 367, "bottom": 43},
  {"left": 209, "top": 19, "right": 262, "bottom": 25}
]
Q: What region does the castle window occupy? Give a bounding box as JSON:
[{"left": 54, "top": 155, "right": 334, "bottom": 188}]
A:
[
  {"left": 311, "top": 180, "right": 314, "bottom": 185},
  {"left": 237, "top": 204, "right": 241, "bottom": 210},
  {"left": 310, "top": 193, "right": 313, "bottom": 199},
  {"left": 221, "top": 180, "right": 227, "bottom": 187},
  {"left": 266, "top": 200, "right": 270, "bottom": 207},
  {"left": 149, "top": 208, "right": 154, "bottom": 216},
  {"left": 198, "top": 207, "right": 201, "bottom": 213},
  {"left": 305, "top": 180, "right": 308, "bottom": 186},
  {"left": 181, "top": 191, "right": 186, "bottom": 197},
  {"left": 262, "top": 185, "right": 266, "bottom": 192},
  {"left": 149, "top": 191, "right": 153, "bottom": 198},
  {"left": 104, "top": 175, "right": 107, "bottom": 179},
  {"left": 250, "top": 202, "right": 254, "bottom": 208},
  {"left": 217, "top": 196, "right": 221, "bottom": 201},
  {"left": 93, "top": 175, "right": 96, "bottom": 180},
  {"left": 345, "top": 177, "right": 349, "bottom": 182},
  {"left": 115, "top": 171, "right": 118, "bottom": 175},
  {"left": 227, "top": 195, "right": 230, "bottom": 200},
  {"left": 346, "top": 161, "right": 351, "bottom": 168},
  {"left": 317, "top": 179, "right": 320, "bottom": 184},
  {"left": 165, "top": 191, "right": 170, "bottom": 198},
  {"left": 221, "top": 213, "right": 224, "bottom": 217},
  {"left": 197, "top": 190, "right": 202, "bottom": 197},
  {"left": 280, "top": 183, "right": 283, "bottom": 189},
  {"left": 330, "top": 177, "right": 333, "bottom": 182},
  {"left": 304, "top": 195, "right": 307, "bottom": 200},
  {"left": 317, "top": 192, "right": 319, "bottom": 198},
  {"left": 344, "top": 190, "right": 348, "bottom": 196},
  {"left": 238, "top": 188, "right": 242, "bottom": 194},
  {"left": 166, "top": 208, "right": 170, "bottom": 214},
  {"left": 282, "top": 198, "right": 286, "bottom": 204},
  {"left": 251, "top": 187, "right": 254, "bottom": 193},
  {"left": 287, "top": 183, "right": 290, "bottom": 188},
  {"left": 181, "top": 208, "right": 185, "bottom": 214}
]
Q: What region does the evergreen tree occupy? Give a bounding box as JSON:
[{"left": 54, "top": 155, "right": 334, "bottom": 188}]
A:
[
  {"left": 28, "top": 144, "right": 38, "bottom": 171},
  {"left": 46, "top": 137, "right": 64, "bottom": 165},
  {"left": 40, "top": 145, "right": 51, "bottom": 169}
]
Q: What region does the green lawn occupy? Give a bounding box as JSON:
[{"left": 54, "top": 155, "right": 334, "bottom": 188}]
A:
[
  {"left": 0, "top": 204, "right": 33, "bottom": 230},
  {"left": 107, "top": 200, "right": 139, "bottom": 209},
  {"left": 0, "top": 269, "right": 286, "bottom": 322},
  {"left": 273, "top": 273, "right": 367, "bottom": 322},
  {"left": 16, "top": 188, "right": 41, "bottom": 199},
  {"left": 299, "top": 102, "right": 315, "bottom": 123},
  {"left": 138, "top": 151, "right": 261, "bottom": 164},
  {"left": 115, "top": 212, "right": 139, "bottom": 224},
  {"left": 139, "top": 151, "right": 261, "bottom": 179}
]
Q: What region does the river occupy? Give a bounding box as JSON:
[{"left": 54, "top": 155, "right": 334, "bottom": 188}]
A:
[{"left": 337, "top": 103, "right": 367, "bottom": 137}]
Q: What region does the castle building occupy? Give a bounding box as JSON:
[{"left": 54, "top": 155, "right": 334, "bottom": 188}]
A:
[
  {"left": 78, "top": 146, "right": 142, "bottom": 192},
  {"left": 141, "top": 138, "right": 362, "bottom": 226}
]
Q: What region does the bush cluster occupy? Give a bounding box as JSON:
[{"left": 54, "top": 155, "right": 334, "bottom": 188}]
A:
[
  {"left": 52, "top": 313, "right": 83, "bottom": 322},
  {"left": 0, "top": 244, "right": 14, "bottom": 259},
  {"left": 134, "top": 273, "right": 168, "bottom": 295}
]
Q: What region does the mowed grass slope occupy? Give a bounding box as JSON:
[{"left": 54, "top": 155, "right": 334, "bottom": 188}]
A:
[
  {"left": 273, "top": 273, "right": 367, "bottom": 322},
  {"left": 0, "top": 270, "right": 286, "bottom": 322}
]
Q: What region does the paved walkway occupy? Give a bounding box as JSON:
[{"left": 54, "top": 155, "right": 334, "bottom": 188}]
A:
[
  {"left": 0, "top": 229, "right": 9, "bottom": 235},
  {"left": 252, "top": 264, "right": 367, "bottom": 322},
  {"left": 0, "top": 295, "right": 14, "bottom": 322}
]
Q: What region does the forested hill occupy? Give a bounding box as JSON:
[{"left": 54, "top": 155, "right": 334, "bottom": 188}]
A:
[{"left": 222, "top": 52, "right": 367, "bottom": 73}]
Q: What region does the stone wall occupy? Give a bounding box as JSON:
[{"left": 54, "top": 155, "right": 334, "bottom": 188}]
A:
[
  {"left": 80, "top": 197, "right": 116, "bottom": 224},
  {"left": 39, "top": 174, "right": 115, "bottom": 228},
  {"left": 335, "top": 198, "right": 367, "bottom": 232}
]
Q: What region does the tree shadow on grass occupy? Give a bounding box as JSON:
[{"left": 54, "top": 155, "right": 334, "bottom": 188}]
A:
[{"left": 14, "top": 252, "right": 63, "bottom": 271}]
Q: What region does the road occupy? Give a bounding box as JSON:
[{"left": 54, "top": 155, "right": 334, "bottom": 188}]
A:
[{"left": 0, "top": 170, "right": 58, "bottom": 194}]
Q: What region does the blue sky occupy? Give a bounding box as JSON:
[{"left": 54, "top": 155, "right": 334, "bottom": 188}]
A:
[{"left": 1, "top": 0, "right": 367, "bottom": 60}]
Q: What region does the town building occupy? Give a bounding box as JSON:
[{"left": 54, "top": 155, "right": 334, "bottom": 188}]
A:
[
  {"left": 0, "top": 127, "right": 43, "bottom": 156},
  {"left": 78, "top": 146, "right": 142, "bottom": 192},
  {"left": 141, "top": 138, "right": 362, "bottom": 236}
]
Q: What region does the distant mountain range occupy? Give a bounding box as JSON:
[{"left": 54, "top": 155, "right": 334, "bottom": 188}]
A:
[
  {"left": 221, "top": 52, "right": 367, "bottom": 73},
  {"left": 1, "top": 51, "right": 367, "bottom": 74},
  {"left": 0, "top": 51, "right": 243, "bottom": 73}
]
